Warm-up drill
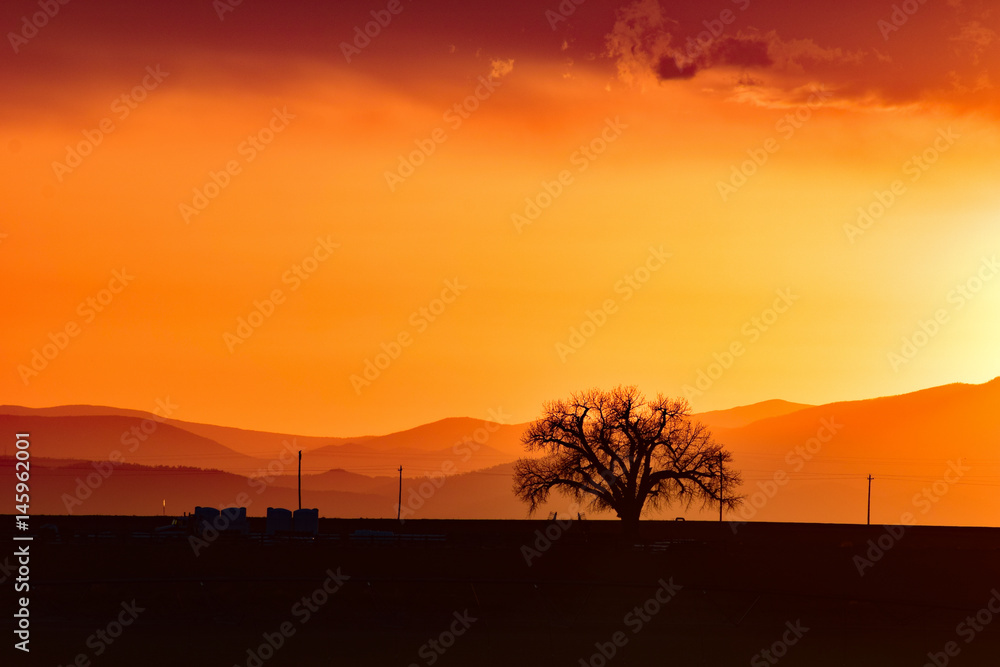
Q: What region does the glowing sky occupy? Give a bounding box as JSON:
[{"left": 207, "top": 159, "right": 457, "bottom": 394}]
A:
[{"left": 3, "top": 0, "right": 999, "bottom": 435}]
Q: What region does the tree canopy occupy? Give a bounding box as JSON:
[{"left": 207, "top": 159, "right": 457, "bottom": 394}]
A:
[{"left": 513, "top": 386, "right": 742, "bottom": 525}]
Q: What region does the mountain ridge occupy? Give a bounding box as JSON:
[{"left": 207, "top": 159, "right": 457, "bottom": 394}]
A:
[{"left": 4, "top": 376, "right": 999, "bottom": 526}]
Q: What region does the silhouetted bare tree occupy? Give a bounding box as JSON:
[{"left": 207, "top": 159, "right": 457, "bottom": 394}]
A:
[{"left": 513, "top": 386, "right": 742, "bottom": 528}]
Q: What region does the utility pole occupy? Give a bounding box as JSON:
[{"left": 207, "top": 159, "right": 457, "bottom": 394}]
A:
[
  {"left": 397, "top": 466, "right": 403, "bottom": 522},
  {"left": 867, "top": 474, "right": 873, "bottom": 525},
  {"left": 298, "top": 450, "right": 302, "bottom": 511},
  {"left": 718, "top": 452, "right": 724, "bottom": 522}
]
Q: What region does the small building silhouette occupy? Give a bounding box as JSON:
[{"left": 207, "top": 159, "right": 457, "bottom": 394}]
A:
[
  {"left": 191, "top": 506, "right": 248, "bottom": 535},
  {"left": 266, "top": 507, "right": 293, "bottom": 535},
  {"left": 293, "top": 508, "right": 319, "bottom": 535},
  {"left": 193, "top": 506, "right": 220, "bottom": 533},
  {"left": 219, "top": 506, "right": 249, "bottom": 535}
]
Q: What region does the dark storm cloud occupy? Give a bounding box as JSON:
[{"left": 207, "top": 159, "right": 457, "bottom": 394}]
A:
[
  {"left": 655, "top": 56, "right": 697, "bottom": 80},
  {"left": 658, "top": 34, "right": 774, "bottom": 81},
  {"left": 653, "top": 33, "right": 773, "bottom": 81},
  {"left": 604, "top": 0, "right": 999, "bottom": 113}
]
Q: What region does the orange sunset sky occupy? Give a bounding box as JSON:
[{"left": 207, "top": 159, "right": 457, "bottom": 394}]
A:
[{"left": 2, "top": 0, "right": 999, "bottom": 436}]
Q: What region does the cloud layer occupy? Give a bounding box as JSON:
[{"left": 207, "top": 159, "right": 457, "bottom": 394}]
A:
[{"left": 604, "top": 0, "right": 999, "bottom": 114}]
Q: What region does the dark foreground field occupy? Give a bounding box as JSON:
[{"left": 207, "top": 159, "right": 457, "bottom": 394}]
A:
[{"left": 5, "top": 516, "right": 1000, "bottom": 666}]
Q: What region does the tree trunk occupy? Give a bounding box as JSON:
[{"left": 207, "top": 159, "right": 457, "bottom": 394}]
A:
[{"left": 618, "top": 502, "right": 642, "bottom": 540}]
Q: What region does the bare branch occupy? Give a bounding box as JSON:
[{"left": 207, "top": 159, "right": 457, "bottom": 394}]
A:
[{"left": 512, "top": 386, "right": 744, "bottom": 524}]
